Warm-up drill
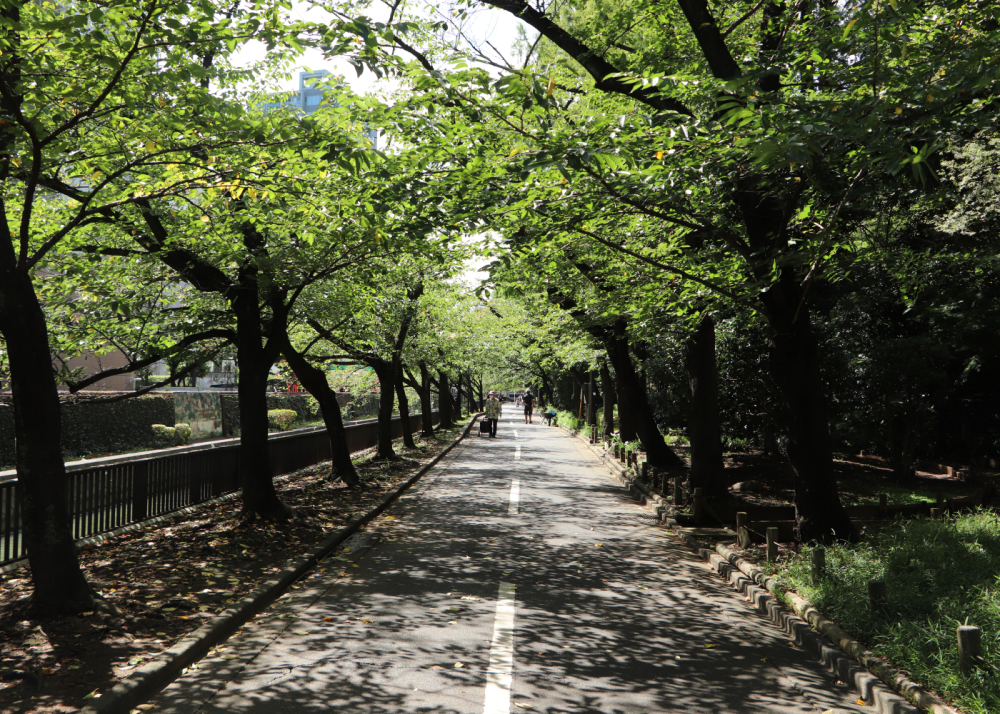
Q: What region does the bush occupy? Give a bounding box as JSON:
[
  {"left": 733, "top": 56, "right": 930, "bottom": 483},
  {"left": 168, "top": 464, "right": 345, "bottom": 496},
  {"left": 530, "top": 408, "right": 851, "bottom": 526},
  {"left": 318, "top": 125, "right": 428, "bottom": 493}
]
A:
[
  {"left": 771, "top": 513, "right": 1000, "bottom": 714},
  {"left": 174, "top": 423, "right": 192, "bottom": 445},
  {"left": 151, "top": 424, "right": 177, "bottom": 447},
  {"left": 0, "top": 394, "right": 176, "bottom": 467},
  {"left": 267, "top": 409, "right": 297, "bottom": 431}
]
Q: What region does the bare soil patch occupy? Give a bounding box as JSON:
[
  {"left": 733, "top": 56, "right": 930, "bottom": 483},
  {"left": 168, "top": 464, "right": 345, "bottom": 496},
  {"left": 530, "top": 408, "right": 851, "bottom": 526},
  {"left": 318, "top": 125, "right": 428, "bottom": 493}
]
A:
[{"left": 0, "top": 425, "right": 464, "bottom": 713}]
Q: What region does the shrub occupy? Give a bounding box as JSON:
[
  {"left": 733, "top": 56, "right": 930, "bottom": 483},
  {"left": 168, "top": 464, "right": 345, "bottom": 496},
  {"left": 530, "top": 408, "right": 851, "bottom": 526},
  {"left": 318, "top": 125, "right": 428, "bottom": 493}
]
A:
[
  {"left": 151, "top": 424, "right": 177, "bottom": 448},
  {"left": 174, "top": 423, "right": 192, "bottom": 445},
  {"left": 267, "top": 409, "right": 297, "bottom": 432},
  {"left": 772, "top": 513, "right": 1000, "bottom": 714}
]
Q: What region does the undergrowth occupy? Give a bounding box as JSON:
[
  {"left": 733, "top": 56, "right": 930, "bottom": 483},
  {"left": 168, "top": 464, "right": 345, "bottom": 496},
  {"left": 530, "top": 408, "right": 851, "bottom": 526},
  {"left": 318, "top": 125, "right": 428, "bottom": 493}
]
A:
[{"left": 772, "top": 511, "right": 1000, "bottom": 713}]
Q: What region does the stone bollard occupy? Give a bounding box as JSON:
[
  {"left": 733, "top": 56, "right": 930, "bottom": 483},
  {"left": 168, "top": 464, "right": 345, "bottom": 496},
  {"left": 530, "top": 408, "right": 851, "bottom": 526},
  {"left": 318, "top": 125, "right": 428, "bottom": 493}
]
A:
[
  {"left": 692, "top": 487, "right": 704, "bottom": 526},
  {"left": 868, "top": 578, "right": 887, "bottom": 613},
  {"left": 673, "top": 476, "right": 684, "bottom": 504},
  {"left": 957, "top": 626, "right": 983, "bottom": 673},
  {"left": 641, "top": 461, "right": 649, "bottom": 480},
  {"left": 736, "top": 512, "right": 750, "bottom": 548},
  {"left": 930, "top": 507, "right": 943, "bottom": 519},
  {"left": 766, "top": 527, "right": 778, "bottom": 562},
  {"left": 660, "top": 471, "right": 669, "bottom": 496},
  {"left": 811, "top": 547, "right": 826, "bottom": 584}
]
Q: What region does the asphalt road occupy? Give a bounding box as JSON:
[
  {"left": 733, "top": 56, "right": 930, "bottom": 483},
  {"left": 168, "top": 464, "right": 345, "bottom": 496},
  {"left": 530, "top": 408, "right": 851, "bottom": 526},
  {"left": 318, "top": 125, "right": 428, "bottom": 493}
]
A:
[{"left": 149, "top": 416, "right": 896, "bottom": 714}]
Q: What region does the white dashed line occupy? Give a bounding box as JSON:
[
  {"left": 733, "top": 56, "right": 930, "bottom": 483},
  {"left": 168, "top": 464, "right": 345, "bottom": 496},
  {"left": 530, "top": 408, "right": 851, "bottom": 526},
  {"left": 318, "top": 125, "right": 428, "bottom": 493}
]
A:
[
  {"left": 514, "top": 445, "right": 521, "bottom": 460},
  {"left": 508, "top": 478, "right": 520, "bottom": 514},
  {"left": 483, "top": 582, "right": 517, "bottom": 714}
]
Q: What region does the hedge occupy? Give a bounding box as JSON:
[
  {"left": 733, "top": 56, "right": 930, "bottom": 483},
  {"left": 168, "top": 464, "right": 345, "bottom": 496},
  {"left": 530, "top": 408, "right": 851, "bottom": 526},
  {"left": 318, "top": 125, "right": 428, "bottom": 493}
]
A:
[
  {"left": 0, "top": 394, "right": 175, "bottom": 469},
  {"left": 221, "top": 393, "right": 318, "bottom": 436}
]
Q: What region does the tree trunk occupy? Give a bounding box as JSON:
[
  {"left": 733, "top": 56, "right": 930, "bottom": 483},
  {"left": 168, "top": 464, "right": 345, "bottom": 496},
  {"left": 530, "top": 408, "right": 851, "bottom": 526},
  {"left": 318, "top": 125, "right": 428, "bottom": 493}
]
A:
[
  {"left": 600, "top": 362, "right": 616, "bottom": 439},
  {"left": 279, "top": 337, "right": 359, "bottom": 487},
  {"left": 418, "top": 362, "right": 435, "bottom": 437},
  {"left": 478, "top": 377, "right": 484, "bottom": 407},
  {"left": 685, "top": 314, "right": 726, "bottom": 498},
  {"left": 395, "top": 363, "right": 416, "bottom": 449},
  {"left": 613, "top": 371, "right": 637, "bottom": 442},
  {"left": 761, "top": 276, "right": 854, "bottom": 543},
  {"left": 232, "top": 289, "right": 291, "bottom": 521},
  {"left": 586, "top": 371, "right": 596, "bottom": 426},
  {"left": 372, "top": 361, "right": 397, "bottom": 459},
  {"left": 604, "top": 324, "right": 684, "bottom": 470},
  {"left": 454, "top": 373, "right": 464, "bottom": 417},
  {"left": 438, "top": 371, "right": 454, "bottom": 428},
  {"left": 466, "top": 374, "right": 476, "bottom": 412},
  {"left": 0, "top": 267, "right": 95, "bottom": 614}
]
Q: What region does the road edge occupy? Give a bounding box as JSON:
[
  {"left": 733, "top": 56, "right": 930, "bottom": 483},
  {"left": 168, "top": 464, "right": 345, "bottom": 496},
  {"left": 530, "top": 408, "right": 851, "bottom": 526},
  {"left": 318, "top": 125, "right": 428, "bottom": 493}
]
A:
[
  {"left": 556, "top": 426, "right": 937, "bottom": 714},
  {"left": 81, "top": 413, "right": 482, "bottom": 714}
]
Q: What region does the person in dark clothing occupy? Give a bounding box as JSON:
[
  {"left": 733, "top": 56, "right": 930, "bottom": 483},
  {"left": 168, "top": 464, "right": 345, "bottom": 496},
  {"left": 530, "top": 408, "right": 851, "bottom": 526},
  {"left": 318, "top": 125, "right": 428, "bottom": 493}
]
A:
[{"left": 522, "top": 389, "right": 535, "bottom": 424}]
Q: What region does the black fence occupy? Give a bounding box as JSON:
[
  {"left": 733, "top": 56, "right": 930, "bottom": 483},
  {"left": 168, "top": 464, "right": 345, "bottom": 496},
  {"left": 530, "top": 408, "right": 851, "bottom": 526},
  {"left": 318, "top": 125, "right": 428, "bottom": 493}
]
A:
[{"left": 0, "top": 404, "right": 481, "bottom": 567}]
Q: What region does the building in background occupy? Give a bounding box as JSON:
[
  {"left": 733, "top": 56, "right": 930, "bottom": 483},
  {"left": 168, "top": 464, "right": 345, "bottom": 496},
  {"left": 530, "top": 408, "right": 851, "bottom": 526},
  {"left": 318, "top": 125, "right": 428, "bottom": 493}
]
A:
[{"left": 261, "top": 70, "right": 377, "bottom": 148}]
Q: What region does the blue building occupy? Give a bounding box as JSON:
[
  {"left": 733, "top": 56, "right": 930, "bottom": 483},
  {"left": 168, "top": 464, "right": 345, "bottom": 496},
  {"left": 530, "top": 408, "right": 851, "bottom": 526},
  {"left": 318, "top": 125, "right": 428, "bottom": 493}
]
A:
[{"left": 261, "top": 70, "right": 377, "bottom": 148}]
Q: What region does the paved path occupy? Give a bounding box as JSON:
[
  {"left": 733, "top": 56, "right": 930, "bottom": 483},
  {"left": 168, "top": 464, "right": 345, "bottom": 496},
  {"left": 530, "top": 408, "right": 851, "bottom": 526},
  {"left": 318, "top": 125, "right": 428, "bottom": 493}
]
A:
[{"left": 150, "top": 417, "right": 884, "bottom": 714}]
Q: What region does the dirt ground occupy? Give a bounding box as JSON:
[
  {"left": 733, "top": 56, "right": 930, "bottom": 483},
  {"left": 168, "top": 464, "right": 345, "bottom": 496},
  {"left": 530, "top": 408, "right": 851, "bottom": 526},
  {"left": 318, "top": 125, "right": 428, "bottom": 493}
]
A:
[
  {"left": 669, "top": 447, "right": 987, "bottom": 507},
  {"left": 0, "top": 425, "right": 464, "bottom": 714}
]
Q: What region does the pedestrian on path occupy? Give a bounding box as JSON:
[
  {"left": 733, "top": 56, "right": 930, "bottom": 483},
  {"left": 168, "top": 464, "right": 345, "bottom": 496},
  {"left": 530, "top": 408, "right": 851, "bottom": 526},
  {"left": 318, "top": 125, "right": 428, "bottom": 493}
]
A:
[
  {"left": 523, "top": 389, "right": 535, "bottom": 424},
  {"left": 485, "top": 390, "right": 502, "bottom": 437}
]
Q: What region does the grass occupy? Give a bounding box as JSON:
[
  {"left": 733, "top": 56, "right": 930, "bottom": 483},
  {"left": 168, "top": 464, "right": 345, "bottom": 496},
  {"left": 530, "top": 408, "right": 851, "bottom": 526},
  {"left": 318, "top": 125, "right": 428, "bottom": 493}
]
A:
[{"left": 765, "top": 511, "right": 1000, "bottom": 713}]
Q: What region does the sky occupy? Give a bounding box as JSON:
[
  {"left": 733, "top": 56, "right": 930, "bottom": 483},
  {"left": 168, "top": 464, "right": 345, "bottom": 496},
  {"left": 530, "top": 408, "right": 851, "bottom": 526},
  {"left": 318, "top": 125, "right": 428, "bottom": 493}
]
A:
[{"left": 235, "top": 0, "right": 527, "bottom": 98}]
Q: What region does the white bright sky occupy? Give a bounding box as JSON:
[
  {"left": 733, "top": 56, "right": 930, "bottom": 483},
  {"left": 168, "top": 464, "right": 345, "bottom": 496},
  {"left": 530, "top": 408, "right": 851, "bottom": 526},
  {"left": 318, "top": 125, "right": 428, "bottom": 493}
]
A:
[{"left": 235, "top": 0, "right": 527, "bottom": 97}]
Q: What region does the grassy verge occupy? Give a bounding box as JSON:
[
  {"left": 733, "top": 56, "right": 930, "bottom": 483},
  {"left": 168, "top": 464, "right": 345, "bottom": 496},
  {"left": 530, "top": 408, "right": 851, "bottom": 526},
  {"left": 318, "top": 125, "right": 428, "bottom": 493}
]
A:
[{"left": 763, "top": 511, "right": 1000, "bottom": 713}]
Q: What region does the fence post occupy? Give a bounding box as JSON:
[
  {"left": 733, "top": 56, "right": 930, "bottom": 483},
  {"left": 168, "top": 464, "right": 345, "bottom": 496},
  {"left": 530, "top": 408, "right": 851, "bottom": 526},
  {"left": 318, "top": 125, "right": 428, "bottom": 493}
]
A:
[
  {"left": 660, "top": 470, "right": 669, "bottom": 496},
  {"left": 868, "top": 579, "right": 887, "bottom": 613},
  {"left": 673, "top": 476, "right": 683, "bottom": 504},
  {"left": 957, "top": 626, "right": 983, "bottom": 673},
  {"left": 811, "top": 547, "right": 826, "bottom": 583},
  {"left": 766, "top": 527, "right": 779, "bottom": 562},
  {"left": 930, "top": 507, "right": 943, "bottom": 519},
  {"left": 692, "top": 487, "right": 704, "bottom": 526},
  {"left": 641, "top": 461, "right": 649, "bottom": 480},
  {"left": 736, "top": 512, "right": 750, "bottom": 548},
  {"left": 132, "top": 460, "right": 149, "bottom": 523}
]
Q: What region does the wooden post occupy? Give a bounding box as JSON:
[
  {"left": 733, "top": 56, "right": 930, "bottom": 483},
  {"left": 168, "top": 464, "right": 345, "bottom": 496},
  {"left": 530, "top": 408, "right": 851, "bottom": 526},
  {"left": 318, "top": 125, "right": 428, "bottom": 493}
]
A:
[
  {"left": 693, "top": 487, "right": 704, "bottom": 526},
  {"left": 766, "top": 527, "right": 779, "bottom": 562},
  {"left": 660, "top": 471, "right": 669, "bottom": 496},
  {"left": 957, "top": 626, "right": 983, "bottom": 673},
  {"left": 868, "top": 579, "right": 887, "bottom": 613},
  {"left": 930, "top": 507, "right": 943, "bottom": 519},
  {"left": 736, "top": 512, "right": 750, "bottom": 548},
  {"left": 673, "top": 476, "right": 683, "bottom": 504},
  {"left": 811, "top": 547, "right": 826, "bottom": 583},
  {"left": 641, "top": 461, "right": 649, "bottom": 480},
  {"left": 878, "top": 493, "right": 888, "bottom": 518}
]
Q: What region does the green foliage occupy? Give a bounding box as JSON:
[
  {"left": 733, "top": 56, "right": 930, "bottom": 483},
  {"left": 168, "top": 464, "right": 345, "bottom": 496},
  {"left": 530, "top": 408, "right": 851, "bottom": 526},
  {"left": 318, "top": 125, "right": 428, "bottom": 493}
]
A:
[
  {"left": 774, "top": 513, "right": 1000, "bottom": 713},
  {"left": 151, "top": 424, "right": 177, "bottom": 448},
  {"left": 267, "top": 409, "right": 298, "bottom": 432},
  {"left": 0, "top": 395, "right": 176, "bottom": 467},
  {"left": 174, "top": 423, "right": 192, "bottom": 445}
]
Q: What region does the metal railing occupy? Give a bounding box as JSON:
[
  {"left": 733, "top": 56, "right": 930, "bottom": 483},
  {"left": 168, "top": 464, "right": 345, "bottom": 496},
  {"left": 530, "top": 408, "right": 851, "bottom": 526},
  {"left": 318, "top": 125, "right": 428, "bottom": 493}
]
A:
[{"left": 0, "top": 404, "right": 481, "bottom": 566}]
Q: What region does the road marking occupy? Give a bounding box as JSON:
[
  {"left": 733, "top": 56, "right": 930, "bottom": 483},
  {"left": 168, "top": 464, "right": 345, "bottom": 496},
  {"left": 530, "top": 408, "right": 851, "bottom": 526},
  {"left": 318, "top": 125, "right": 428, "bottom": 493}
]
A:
[
  {"left": 483, "top": 582, "right": 517, "bottom": 714},
  {"left": 513, "top": 429, "right": 519, "bottom": 439},
  {"left": 514, "top": 445, "right": 521, "bottom": 461},
  {"left": 508, "top": 478, "right": 520, "bottom": 514}
]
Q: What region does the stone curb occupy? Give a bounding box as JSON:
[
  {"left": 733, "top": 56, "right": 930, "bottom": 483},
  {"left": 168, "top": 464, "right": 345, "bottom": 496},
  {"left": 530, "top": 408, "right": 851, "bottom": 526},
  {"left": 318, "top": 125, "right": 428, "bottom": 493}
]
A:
[
  {"left": 559, "top": 427, "right": 938, "bottom": 714},
  {"left": 80, "top": 413, "right": 482, "bottom": 714}
]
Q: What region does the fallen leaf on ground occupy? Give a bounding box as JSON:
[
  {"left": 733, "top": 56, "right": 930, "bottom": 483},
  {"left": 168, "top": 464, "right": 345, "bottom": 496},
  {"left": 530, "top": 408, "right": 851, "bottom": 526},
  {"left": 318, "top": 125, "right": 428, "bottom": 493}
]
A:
[
  {"left": 454, "top": 662, "right": 465, "bottom": 668},
  {"left": 704, "top": 644, "right": 715, "bottom": 649}
]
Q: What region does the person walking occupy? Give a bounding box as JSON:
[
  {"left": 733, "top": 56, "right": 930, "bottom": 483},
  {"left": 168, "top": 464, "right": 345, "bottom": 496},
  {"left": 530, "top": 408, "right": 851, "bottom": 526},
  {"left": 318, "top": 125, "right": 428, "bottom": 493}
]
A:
[
  {"left": 522, "top": 389, "right": 535, "bottom": 424},
  {"left": 485, "top": 390, "right": 502, "bottom": 438}
]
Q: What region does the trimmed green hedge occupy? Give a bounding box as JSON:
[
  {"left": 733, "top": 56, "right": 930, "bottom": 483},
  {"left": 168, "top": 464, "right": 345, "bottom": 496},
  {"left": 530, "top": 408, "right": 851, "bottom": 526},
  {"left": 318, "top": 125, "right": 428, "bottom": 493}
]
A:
[
  {"left": 0, "top": 395, "right": 175, "bottom": 468},
  {"left": 222, "top": 393, "right": 318, "bottom": 436},
  {"left": 267, "top": 409, "right": 297, "bottom": 431}
]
